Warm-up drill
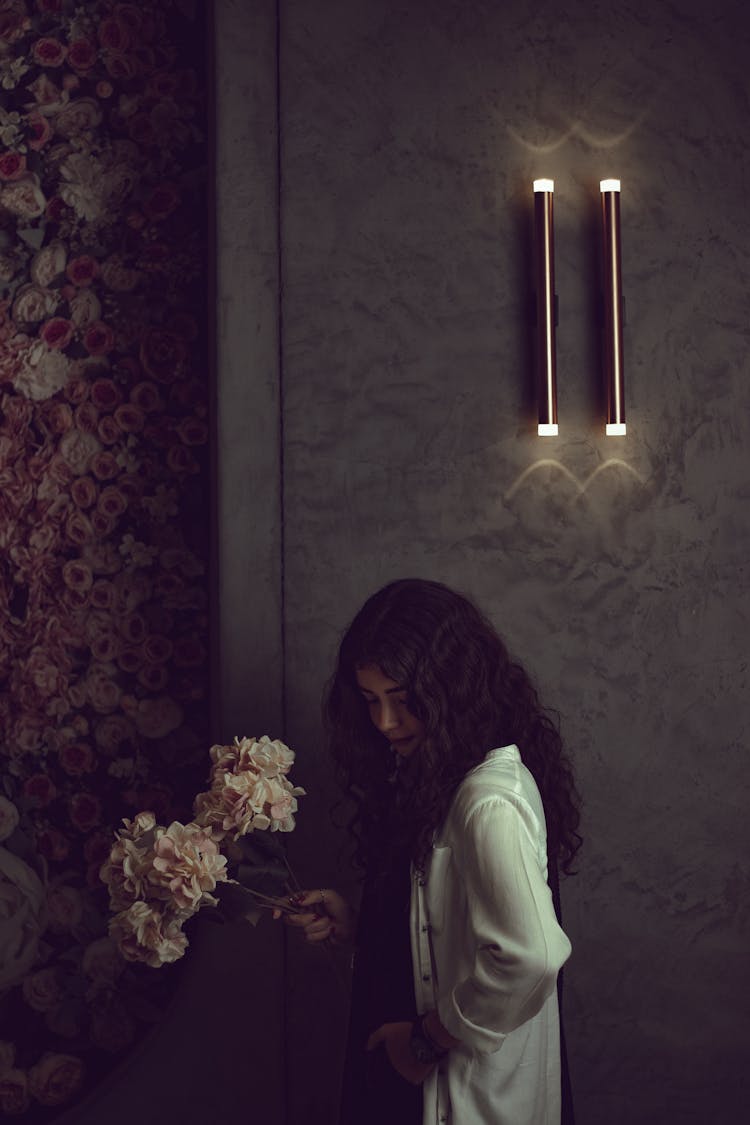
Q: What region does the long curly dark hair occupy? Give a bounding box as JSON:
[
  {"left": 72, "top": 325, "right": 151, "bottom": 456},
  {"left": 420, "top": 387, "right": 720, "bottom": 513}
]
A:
[{"left": 324, "top": 578, "right": 582, "bottom": 876}]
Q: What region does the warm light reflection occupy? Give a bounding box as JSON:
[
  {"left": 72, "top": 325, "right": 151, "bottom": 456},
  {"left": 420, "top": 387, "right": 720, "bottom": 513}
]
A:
[
  {"left": 600, "top": 178, "right": 621, "bottom": 192},
  {"left": 606, "top": 423, "right": 627, "bottom": 436},
  {"left": 504, "top": 457, "right": 645, "bottom": 502},
  {"left": 537, "top": 423, "right": 559, "bottom": 436},
  {"left": 533, "top": 178, "right": 554, "bottom": 192}
]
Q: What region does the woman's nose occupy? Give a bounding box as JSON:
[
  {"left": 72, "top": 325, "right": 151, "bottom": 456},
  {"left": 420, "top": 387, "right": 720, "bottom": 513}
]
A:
[{"left": 374, "top": 700, "right": 399, "bottom": 733}]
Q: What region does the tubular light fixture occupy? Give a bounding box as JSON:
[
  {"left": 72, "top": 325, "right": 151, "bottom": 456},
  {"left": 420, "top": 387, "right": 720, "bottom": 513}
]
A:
[
  {"left": 600, "top": 179, "right": 626, "bottom": 435},
  {"left": 533, "top": 179, "right": 558, "bottom": 436}
]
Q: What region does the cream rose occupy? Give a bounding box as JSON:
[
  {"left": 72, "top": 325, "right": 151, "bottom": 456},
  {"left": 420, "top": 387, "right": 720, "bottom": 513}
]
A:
[
  {"left": 81, "top": 936, "right": 125, "bottom": 985},
  {"left": 59, "top": 427, "right": 101, "bottom": 474},
  {"left": 28, "top": 1053, "right": 84, "bottom": 1108},
  {"left": 22, "top": 967, "right": 62, "bottom": 1014},
  {"left": 128, "top": 696, "right": 183, "bottom": 739},
  {"left": 0, "top": 798, "right": 19, "bottom": 843},
  {"left": 46, "top": 884, "right": 84, "bottom": 931},
  {"left": 108, "top": 901, "right": 189, "bottom": 968},
  {"left": 0, "top": 174, "right": 46, "bottom": 219},
  {"left": 69, "top": 288, "right": 102, "bottom": 328},
  {"left": 0, "top": 1068, "right": 29, "bottom": 1115},
  {"left": 13, "top": 342, "right": 70, "bottom": 402},
  {"left": 55, "top": 96, "right": 102, "bottom": 137},
  {"left": 12, "top": 284, "right": 58, "bottom": 325},
  {"left": 30, "top": 241, "right": 67, "bottom": 287},
  {"left": 0, "top": 847, "right": 47, "bottom": 991}
]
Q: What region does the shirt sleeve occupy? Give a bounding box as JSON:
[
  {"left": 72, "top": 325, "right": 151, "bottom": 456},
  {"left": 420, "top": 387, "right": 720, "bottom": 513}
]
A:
[{"left": 437, "top": 795, "right": 572, "bottom": 1053}]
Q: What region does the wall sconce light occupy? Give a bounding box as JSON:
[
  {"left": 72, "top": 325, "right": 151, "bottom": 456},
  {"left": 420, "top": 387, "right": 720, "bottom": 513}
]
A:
[
  {"left": 600, "top": 179, "right": 625, "bottom": 436},
  {"left": 533, "top": 179, "right": 558, "bottom": 436}
]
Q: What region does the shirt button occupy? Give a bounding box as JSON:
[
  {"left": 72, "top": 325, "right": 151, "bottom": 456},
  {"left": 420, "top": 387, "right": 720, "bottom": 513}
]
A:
[{"left": 422, "top": 973, "right": 431, "bottom": 982}]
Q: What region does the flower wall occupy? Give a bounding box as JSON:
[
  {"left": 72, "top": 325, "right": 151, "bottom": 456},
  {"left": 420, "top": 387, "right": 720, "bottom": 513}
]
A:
[{"left": 0, "top": 0, "right": 209, "bottom": 1117}]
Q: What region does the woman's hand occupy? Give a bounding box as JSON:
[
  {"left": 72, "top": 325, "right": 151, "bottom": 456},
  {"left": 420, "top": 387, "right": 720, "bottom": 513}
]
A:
[
  {"left": 366, "top": 1022, "right": 436, "bottom": 1086},
  {"left": 274, "top": 888, "right": 354, "bottom": 945}
]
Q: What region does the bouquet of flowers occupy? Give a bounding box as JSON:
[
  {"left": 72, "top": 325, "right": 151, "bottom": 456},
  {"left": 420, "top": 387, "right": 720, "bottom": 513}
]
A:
[{"left": 100, "top": 736, "right": 306, "bottom": 968}]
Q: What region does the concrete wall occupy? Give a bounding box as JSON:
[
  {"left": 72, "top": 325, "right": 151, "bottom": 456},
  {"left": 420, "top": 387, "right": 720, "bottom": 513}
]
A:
[{"left": 278, "top": 1, "right": 750, "bottom": 1123}]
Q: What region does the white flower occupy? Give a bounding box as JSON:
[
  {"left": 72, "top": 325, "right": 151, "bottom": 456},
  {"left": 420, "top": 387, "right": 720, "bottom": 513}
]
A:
[
  {"left": 0, "top": 847, "right": 47, "bottom": 992},
  {"left": 0, "top": 798, "right": 19, "bottom": 843},
  {"left": 13, "top": 342, "right": 71, "bottom": 402}
]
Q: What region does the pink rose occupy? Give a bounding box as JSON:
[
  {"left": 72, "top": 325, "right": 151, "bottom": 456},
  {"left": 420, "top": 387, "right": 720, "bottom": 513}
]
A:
[
  {"left": 173, "top": 636, "right": 206, "bottom": 668},
  {"left": 28, "top": 1053, "right": 84, "bottom": 1108},
  {"left": 137, "top": 663, "right": 169, "bottom": 691},
  {"left": 66, "top": 255, "right": 98, "bottom": 287},
  {"left": 40, "top": 317, "right": 73, "bottom": 349},
  {"left": 167, "top": 444, "right": 199, "bottom": 474},
  {"left": 96, "top": 80, "right": 114, "bottom": 98},
  {"left": 103, "top": 51, "right": 139, "bottom": 81},
  {"left": 44, "top": 401, "right": 73, "bottom": 433},
  {"left": 27, "top": 113, "right": 54, "bottom": 152},
  {"left": 69, "top": 792, "right": 102, "bottom": 832},
  {"left": 142, "top": 634, "right": 173, "bottom": 664},
  {"left": 67, "top": 38, "right": 98, "bottom": 71},
  {"left": 74, "top": 401, "right": 99, "bottom": 434},
  {"left": 90, "top": 580, "right": 115, "bottom": 610},
  {"left": 98, "top": 16, "right": 130, "bottom": 50},
  {"left": 82, "top": 936, "right": 124, "bottom": 984},
  {"left": 36, "top": 0, "right": 64, "bottom": 11},
  {"left": 139, "top": 328, "right": 186, "bottom": 383},
  {"left": 70, "top": 475, "right": 97, "bottom": 508},
  {"left": 62, "top": 559, "right": 93, "bottom": 592},
  {"left": 23, "top": 773, "right": 57, "bottom": 807},
  {"left": 0, "top": 152, "right": 26, "bottom": 181},
  {"left": 65, "top": 510, "right": 94, "bottom": 546},
  {"left": 36, "top": 826, "right": 70, "bottom": 862},
  {"left": 143, "top": 182, "right": 180, "bottom": 222},
  {"left": 90, "top": 628, "right": 119, "bottom": 661},
  {"left": 90, "top": 450, "right": 119, "bottom": 480},
  {"left": 129, "top": 381, "right": 162, "bottom": 412},
  {"left": 97, "top": 415, "right": 120, "bottom": 444},
  {"left": 97, "top": 485, "right": 127, "bottom": 518},
  {"left": 176, "top": 416, "right": 208, "bottom": 446},
  {"left": 119, "top": 613, "right": 146, "bottom": 644},
  {"left": 90, "top": 378, "right": 122, "bottom": 410},
  {"left": 111, "top": 403, "right": 143, "bottom": 433},
  {"left": 63, "top": 377, "right": 90, "bottom": 405},
  {"left": 59, "top": 742, "right": 95, "bottom": 776},
  {"left": 13, "top": 713, "right": 45, "bottom": 754},
  {"left": 32, "top": 37, "right": 67, "bottom": 67},
  {"left": 83, "top": 321, "right": 115, "bottom": 355},
  {"left": 117, "top": 647, "right": 142, "bottom": 673}
]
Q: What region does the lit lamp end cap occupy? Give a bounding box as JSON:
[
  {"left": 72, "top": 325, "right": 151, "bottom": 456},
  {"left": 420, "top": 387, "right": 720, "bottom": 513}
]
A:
[
  {"left": 538, "top": 422, "right": 559, "bottom": 437},
  {"left": 600, "top": 178, "right": 621, "bottom": 192},
  {"left": 606, "top": 422, "right": 627, "bottom": 436},
  {"left": 533, "top": 178, "right": 554, "bottom": 192}
]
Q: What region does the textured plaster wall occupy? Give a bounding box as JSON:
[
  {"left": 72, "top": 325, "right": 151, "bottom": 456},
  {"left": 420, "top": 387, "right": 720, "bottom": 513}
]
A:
[{"left": 278, "top": 1, "right": 750, "bottom": 1123}]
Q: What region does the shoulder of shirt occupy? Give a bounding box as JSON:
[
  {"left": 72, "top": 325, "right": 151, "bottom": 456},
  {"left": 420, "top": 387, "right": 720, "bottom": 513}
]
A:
[{"left": 448, "top": 744, "right": 543, "bottom": 830}]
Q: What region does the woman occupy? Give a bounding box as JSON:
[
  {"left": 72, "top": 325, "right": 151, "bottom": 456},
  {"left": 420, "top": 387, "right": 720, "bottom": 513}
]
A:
[{"left": 285, "top": 579, "right": 581, "bottom": 1125}]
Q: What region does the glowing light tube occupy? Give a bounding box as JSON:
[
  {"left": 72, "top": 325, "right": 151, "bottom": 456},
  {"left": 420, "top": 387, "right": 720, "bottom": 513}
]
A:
[
  {"left": 533, "top": 180, "right": 558, "bottom": 436},
  {"left": 600, "top": 179, "right": 626, "bottom": 436}
]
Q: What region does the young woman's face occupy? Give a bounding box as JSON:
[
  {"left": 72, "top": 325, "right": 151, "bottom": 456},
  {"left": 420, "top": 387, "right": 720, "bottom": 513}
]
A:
[{"left": 355, "top": 663, "right": 424, "bottom": 757}]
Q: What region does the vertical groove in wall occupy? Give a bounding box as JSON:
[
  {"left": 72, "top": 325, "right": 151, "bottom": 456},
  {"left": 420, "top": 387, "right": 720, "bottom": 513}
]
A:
[{"left": 276, "top": 2, "right": 289, "bottom": 1122}]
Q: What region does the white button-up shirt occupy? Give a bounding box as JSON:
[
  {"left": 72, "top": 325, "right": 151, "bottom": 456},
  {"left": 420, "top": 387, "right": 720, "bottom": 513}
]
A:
[{"left": 410, "top": 745, "right": 572, "bottom": 1125}]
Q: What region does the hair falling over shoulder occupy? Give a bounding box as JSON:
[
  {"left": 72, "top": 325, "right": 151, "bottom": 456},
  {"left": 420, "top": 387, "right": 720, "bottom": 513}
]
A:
[{"left": 323, "top": 579, "right": 582, "bottom": 876}]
